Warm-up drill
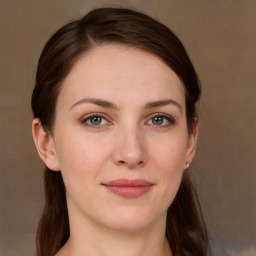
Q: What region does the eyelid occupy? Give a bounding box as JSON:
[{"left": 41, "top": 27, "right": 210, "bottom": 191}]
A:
[
  {"left": 79, "top": 112, "right": 175, "bottom": 128},
  {"left": 80, "top": 112, "right": 112, "bottom": 126},
  {"left": 145, "top": 112, "right": 176, "bottom": 126}
]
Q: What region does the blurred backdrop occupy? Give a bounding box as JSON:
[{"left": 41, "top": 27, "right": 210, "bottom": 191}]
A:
[{"left": 0, "top": 0, "right": 255, "bottom": 255}]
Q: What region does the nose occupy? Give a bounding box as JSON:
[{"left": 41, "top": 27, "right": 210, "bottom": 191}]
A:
[{"left": 112, "top": 126, "right": 147, "bottom": 169}]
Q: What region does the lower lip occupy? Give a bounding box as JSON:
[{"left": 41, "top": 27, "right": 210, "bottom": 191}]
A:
[{"left": 104, "top": 185, "right": 153, "bottom": 198}]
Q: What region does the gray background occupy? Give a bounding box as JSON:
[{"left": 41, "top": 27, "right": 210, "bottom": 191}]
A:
[{"left": 1, "top": 0, "right": 255, "bottom": 255}]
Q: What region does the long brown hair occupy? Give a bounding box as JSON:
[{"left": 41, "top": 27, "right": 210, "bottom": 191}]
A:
[{"left": 32, "top": 8, "right": 210, "bottom": 256}]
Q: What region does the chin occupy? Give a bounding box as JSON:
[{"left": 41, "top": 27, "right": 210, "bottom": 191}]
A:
[{"left": 101, "top": 206, "right": 165, "bottom": 232}]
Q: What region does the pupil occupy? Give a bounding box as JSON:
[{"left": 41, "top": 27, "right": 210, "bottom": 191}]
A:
[
  {"left": 153, "top": 116, "right": 163, "bottom": 125},
  {"left": 91, "top": 116, "right": 101, "bottom": 125}
]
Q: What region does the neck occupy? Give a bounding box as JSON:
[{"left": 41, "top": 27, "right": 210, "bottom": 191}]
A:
[{"left": 57, "top": 211, "right": 172, "bottom": 256}]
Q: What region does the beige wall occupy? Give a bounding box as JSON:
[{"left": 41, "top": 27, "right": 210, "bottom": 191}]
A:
[{"left": 1, "top": 0, "right": 255, "bottom": 255}]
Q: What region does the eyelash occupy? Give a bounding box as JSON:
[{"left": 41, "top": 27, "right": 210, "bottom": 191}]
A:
[
  {"left": 80, "top": 113, "right": 175, "bottom": 128},
  {"left": 146, "top": 113, "right": 175, "bottom": 127},
  {"left": 80, "top": 113, "right": 111, "bottom": 128}
]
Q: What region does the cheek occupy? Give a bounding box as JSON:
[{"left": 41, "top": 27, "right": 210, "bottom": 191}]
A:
[
  {"left": 53, "top": 134, "right": 102, "bottom": 207},
  {"left": 54, "top": 130, "right": 111, "bottom": 181},
  {"left": 149, "top": 133, "right": 187, "bottom": 201},
  {"left": 150, "top": 134, "right": 188, "bottom": 173}
]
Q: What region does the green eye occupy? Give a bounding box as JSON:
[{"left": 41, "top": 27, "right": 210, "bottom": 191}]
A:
[
  {"left": 152, "top": 116, "right": 164, "bottom": 125},
  {"left": 81, "top": 114, "right": 109, "bottom": 127},
  {"left": 89, "top": 116, "right": 102, "bottom": 125},
  {"left": 147, "top": 114, "right": 175, "bottom": 126}
]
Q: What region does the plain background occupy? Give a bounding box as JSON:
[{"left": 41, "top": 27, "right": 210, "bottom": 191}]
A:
[{"left": 0, "top": 0, "right": 255, "bottom": 255}]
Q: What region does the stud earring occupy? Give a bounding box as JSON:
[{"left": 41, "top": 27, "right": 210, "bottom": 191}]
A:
[{"left": 185, "top": 163, "right": 190, "bottom": 170}]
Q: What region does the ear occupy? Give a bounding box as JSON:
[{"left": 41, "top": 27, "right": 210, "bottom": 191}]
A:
[
  {"left": 185, "top": 121, "right": 199, "bottom": 168},
  {"left": 32, "top": 118, "right": 60, "bottom": 171}
]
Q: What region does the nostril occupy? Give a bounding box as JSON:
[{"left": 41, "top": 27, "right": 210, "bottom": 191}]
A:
[{"left": 118, "top": 160, "right": 144, "bottom": 167}]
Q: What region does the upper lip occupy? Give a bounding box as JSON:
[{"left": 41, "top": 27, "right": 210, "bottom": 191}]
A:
[{"left": 103, "top": 179, "right": 154, "bottom": 187}]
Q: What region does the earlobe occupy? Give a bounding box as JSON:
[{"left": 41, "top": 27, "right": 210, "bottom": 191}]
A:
[
  {"left": 185, "top": 122, "right": 199, "bottom": 168},
  {"left": 32, "top": 118, "right": 60, "bottom": 171}
]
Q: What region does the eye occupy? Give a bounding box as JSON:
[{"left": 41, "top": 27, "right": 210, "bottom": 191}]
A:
[
  {"left": 146, "top": 114, "right": 175, "bottom": 126},
  {"left": 81, "top": 114, "right": 111, "bottom": 127}
]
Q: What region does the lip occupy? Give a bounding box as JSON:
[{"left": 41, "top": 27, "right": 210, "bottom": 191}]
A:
[{"left": 102, "top": 179, "right": 154, "bottom": 198}]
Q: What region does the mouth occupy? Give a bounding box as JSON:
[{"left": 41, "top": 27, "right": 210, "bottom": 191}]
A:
[{"left": 102, "top": 179, "right": 154, "bottom": 198}]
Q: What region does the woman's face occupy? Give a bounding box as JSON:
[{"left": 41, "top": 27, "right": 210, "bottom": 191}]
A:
[{"left": 40, "top": 44, "right": 197, "bottom": 231}]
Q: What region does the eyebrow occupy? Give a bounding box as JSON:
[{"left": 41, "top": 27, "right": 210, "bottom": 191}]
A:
[
  {"left": 145, "top": 99, "right": 182, "bottom": 112},
  {"left": 69, "top": 98, "right": 182, "bottom": 112},
  {"left": 69, "top": 98, "right": 118, "bottom": 110}
]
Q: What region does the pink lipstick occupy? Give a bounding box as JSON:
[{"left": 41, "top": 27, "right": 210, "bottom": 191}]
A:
[{"left": 103, "top": 179, "right": 154, "bottom": 198}]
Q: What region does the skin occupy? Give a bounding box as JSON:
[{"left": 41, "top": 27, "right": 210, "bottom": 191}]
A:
[{"left": 32, "top": 44, "right": 198, "bottom": 256}]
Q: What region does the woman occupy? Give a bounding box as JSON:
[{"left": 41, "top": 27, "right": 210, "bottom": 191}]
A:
[{"left": 31, "top": 8, "right": 210, "bottom": 256}]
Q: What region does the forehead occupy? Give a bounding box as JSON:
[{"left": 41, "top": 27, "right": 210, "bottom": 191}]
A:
[{"left": 58, "top": 44, "right": 185, "bottom": 108}]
